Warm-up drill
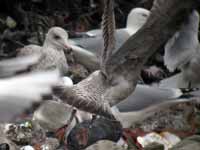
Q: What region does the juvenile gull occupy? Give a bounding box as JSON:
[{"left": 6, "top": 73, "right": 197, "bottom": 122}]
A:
[
  {"left": 60, "top": 0, "right": 197, "bottom": 121},
  {"left": 69, "top": 8, "right": 150, "bottom": 71},
  {"left": 18, "top": 27, "right": 70, "bottom": 75},
  {"left": 162, "top": 10, "right": 200, "bottom": 88}
]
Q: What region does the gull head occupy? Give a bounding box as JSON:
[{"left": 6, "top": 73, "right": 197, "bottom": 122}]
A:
[
  {"left": 44, "top": 27, "right": 71, "bottom": 50},
  {"left": 126, "top": 8, "right": 150, "bottom": 32},
  {"left": 184, "top": 10, "right": 199, "bottom": 33}
]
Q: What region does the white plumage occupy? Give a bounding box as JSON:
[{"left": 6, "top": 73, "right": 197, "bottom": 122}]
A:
[
  {"left": 163, "top": 10, "right": 200, "bottom": 88},
  {"left": 69, "top": 8, "right": 150, "bottom": 71},
  {"left": 18, "top": 27, "right": 70, "bottom": 75},
  {"left": 0, "top": 55, "right": 61, "bottom": 122}
]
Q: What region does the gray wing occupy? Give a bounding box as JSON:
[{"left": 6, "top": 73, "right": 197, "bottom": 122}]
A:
[
  {"left": 17, "top": 44, "right": 42, "bottom": 56},
  {"left": 159, "top": 73, "right": 189, "bottom": 88},
  {"left": 0, "top": 70, "right": 60, "bottom": 122},
  {"left": 70, "top": 45, "right": 100, "bottom": 71},
  {"left": 70, "top": 29, "right": 130, "bottom": 56},
  {"left": 69, "top": 29, "right": 130, "bottom": 71},
  {"left": 70, "top": 35, "right": 103, "bottom": 55},
  {"left": 116, "top": 84, "right": 183, "bottom": 112},
  {"left": 164, "top": 10, "right": 199, "bottom": 72},
  {"left": 0, "top": 54, "right": 41, "bottom": 78}
]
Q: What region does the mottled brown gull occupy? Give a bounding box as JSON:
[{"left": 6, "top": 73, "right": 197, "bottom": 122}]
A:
[{"left": 18, "top": 27, "right": 70, "bottom": 75}]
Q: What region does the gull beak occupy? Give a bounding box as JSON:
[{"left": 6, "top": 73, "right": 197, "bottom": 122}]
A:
[
  {"left": 64, "top": 44, "right": 71, "bottom": 49},
  {"left": 63, "top": 39, "right": 71, "bottom": 49}
]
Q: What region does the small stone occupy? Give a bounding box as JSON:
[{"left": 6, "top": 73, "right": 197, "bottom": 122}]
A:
[
  {"left": 144, "top": 142, "right": 164, "bottom": 150},
  {"left": 5, "top": 123, "right": 33, "bottom": 145},
  {"left": 20, "top": 145, "right": 35, "bottom": 150},
  {"left": 6, "top": 16, "right": 17, "bottom": 29},
  {"left": 40, "top": 138, "right": 59, "bottom": 150},
  {"left": 86, "top": 140, "right": 127, "bottom": 150},
  {"left": 137, "top": 132, "right": 180, "bottom": 150},
  {"left": 0, "top": 137, "right": 18, "bottom": 150}
]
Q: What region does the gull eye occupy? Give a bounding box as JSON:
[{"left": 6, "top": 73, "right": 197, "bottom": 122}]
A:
[
  {"left": 54, "top": 34, "right": 61, "bottom": 40},
  {"left": 142, "top": 13, "right": 148, "bottom": 17}
]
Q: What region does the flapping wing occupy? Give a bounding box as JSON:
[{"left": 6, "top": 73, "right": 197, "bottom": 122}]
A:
[
  {"left": 164, "top": 10, "right": 199, "bottom": 72},
  {"left": 0, "top": 54, "right": 41, "bottom": 78},
  {"left": 0, "top": 69, "right": 60, "bottom": 122}
]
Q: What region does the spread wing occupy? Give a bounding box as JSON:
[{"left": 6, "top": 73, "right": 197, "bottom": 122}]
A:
[
  {"left": 0, "top": 70, "right": 60, "bottom": 122},
  {"left": 0, "top": 54, "right": 41, "bottom": 78},
  {"left": 164, "top": 10, "right": 199, "bottom": 72}
]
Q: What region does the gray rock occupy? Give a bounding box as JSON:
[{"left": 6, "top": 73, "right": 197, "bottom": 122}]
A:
[
  {"left": 170, "top": 135, "right": 200, "bottom": 150},
  {"left": 33, "top": 100, "right": 74, "bottom": 132}
]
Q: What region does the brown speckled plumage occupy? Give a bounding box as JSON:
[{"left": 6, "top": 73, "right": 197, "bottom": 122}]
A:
[
  {"left": 18, "top": 27, "right": 69, "bottom": 75},
  {"left": 61, "top": 71, "right": 115, "bottom": 119}
]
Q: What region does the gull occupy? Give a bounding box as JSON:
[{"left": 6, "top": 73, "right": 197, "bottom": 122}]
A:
[
  {"left": 162, "top": 10, "right": 200, "bottom": 88},
  {"left": 69, "top": 8, "right": 150, "bottom": 71},
  {"left": 114, "top": 94, "right": 199, "bottom": 128},
  {"left": 116, "top": 84, "right": 199, "bottom": 112},
  {"left": 17, "top": 27, "right": 70, "bottom": 75},
  {"left": 59, "top": 0, "right": 195, "bottom": 121}
]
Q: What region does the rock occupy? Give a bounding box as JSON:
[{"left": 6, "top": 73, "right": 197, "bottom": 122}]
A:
[
  {"left": 32, "top": 100, "right": 74, "bottom": 132},
  {"left": 86, "top": 140, "right": 127, "bottom": 150},
  {"left": 0, "top": 137, "right": 18, "bottom": 150},
  {"left": 137, "top": 132, "right": 180, "bottom": 150},
  {"left": 40, "top": 138, "right": 60, "bottom": 150},
  {"left": 6, "top": 16, "right": 17, "bottom": 29},
  {"left": 5, "top": 123, "right": 33, "bottom": 145},
  {"left": 170, "top": 135, "right": 200, "bottom": 150},
  {"left": 20, "top": 145, "right": 34, "bottom": 150},
  {"left": 144, "top": 142, "right": 164, "bottom": 150},
  {"left": 67, "top": 117, "right": 122, "bottom": 150}
]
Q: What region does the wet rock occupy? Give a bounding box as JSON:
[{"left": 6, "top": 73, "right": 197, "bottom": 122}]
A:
[
  {"left": 0, "top": 137, "right": 18, "bottom": 150},
  {"left": 68, "top": 63, "right": 89, "bottom": 83},
  {"left": 5, "top": 123, "right": 33, "bottom": 145},
  {"left": 130, "top": 102, "right": 196, "bottom": 134},
  {"left": 144, "top": 142, "right": 164, "bottom": 150},
  {"left": 67, "top": 117, "right": 122, "bottom": 150},
  {"left": 170, "top": 135, "right": 200, "bottom": 150},
  {"left": 40, "top": 138, "right": 60, "bottom": 150},
  {"left": 32, "top": 100, "right": 74, "bottom": 132},
  {"left": 6, "top": 16, "right": 17, "bottom": 29},
  {"left": 137, "top": 132, "right": 180, "bottom": 150},
  {"left": 20, "top": 145, "right": 34, "bottom": 150},
  {"left": 86, "top": 140, "right": 127, "bottom": 150}
]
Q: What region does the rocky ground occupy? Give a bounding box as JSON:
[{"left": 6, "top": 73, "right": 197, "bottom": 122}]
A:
[{"left": 0, "top": 0, "right": 200, "bottom": 150}]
